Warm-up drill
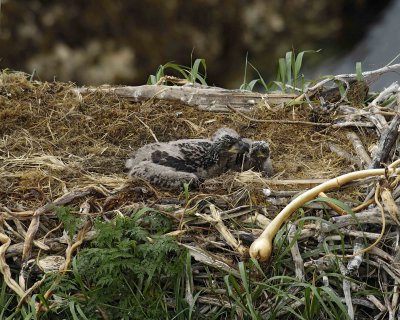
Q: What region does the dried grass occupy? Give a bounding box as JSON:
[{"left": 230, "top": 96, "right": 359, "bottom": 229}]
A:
[{"left": 0, "top": 71, "right": 384, "bottom": 315}]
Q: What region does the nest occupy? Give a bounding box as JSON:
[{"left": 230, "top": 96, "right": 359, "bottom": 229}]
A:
[{"left": 1, "top": 71, "right": 400, "bottom": 318}]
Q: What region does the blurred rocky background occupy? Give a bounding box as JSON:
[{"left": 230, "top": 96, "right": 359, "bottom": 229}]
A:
[{"left": 0, "top": 0, "right": 396, "bottom": 88}]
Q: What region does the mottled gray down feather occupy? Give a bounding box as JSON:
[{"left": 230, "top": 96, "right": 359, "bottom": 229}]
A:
[
  {"left": 233, "top": 138, "right": 273, "bottom": 176},
  {"left": 126, "top": 128, "right": 249, "bottom": 189}
]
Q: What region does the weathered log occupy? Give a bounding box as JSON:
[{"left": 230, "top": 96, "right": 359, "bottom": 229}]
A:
[{"left": 78, "top": 85, "right": 296, "bottom": 113}]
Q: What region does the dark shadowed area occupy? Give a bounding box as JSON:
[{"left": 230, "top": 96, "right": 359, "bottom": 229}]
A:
[{"left": 0, "top": 0, "right": 394, "bottom": 87}]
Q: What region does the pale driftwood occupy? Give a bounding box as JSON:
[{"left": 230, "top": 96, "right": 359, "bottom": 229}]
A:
[
  {"left": 391, "top": 282, "right": 400, "bottom": 320},
  {"left": 78, "top": 85, "right": 296, "bottom": 113},
  {"left": 367, "top": 293, "right": 388, "bottom": 312},
  {"left": 340, "top": 229, "right": 395, "bottom": 240},
  {"left": 370, "top": 82, "right": 399, "bottom": 108},
  {"left": 365, "top": 82, "right": 399, "bottom": 133},
  {"left": 242, "top": 214, "right": 271, "bottom": 229},
  {"left": 338, "top": 105, "right": 366, "bottom": 120},
  {"left": 346, "top": 131, "right": 372, "bottom": 168},
  {"left": 337, "top": 105, "right": 386, "bottom": 130},
  {"left": 331, "top": 121, "right": 375, "bottom": 128},
  {"left": 6, "top": 240, "right": 65, "bottom": 258},
  {"left": 342, "top": 299, "right": 376, "bottom": 310},
  {"left": 339, "top": 261, "right": 354, "bottom": 320},
  {"left": 226, "top": 104, "right": 331, "bottom": 126},
  {"left": 263, "top": 178, "right": 328, "bottom": 185},
  {"left": 287, "top": 223, "right": 304, "bottom": 281},
  {"left": 322, "top": 209, "right": 396, "bottom": 231},
  {"left": 347, "top": 241, "right": 364, "bottom": 274},
  {"left": 306, "top": 63, "right": 400, "bottom": 93},
  {"left": 370, "top": 114, "right": 400, "bottom": 168},
  {"left": 196, "top": 205, "right": 247, "bottom": 256},
  {"left": 269, "top": 190, "right": 301, "bottom": 197},
  {"left": 328, "top": 142, "right": 361, "bottom": 168},
  {"left": 371, "top": 257, "right": 400, "bottom": 287},
  {"left": 180, "top": 244, "right": 238, "bottom": 275},
  {"left": 366, "top": 108, "right": 388, "bottom": 134},
  {"left": 370, "top": 246, "right": 395, "bottom": 262}
]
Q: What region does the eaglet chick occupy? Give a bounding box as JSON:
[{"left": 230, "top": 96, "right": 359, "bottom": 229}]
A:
[
  {"left": 126, "top": 128, "right": 249, "bottom": 189},
  {"left": 234, "top": 139, "right": 273, "bottom": 176}
]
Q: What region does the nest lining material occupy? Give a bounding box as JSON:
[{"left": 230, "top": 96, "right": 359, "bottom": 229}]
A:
[{"left": 0, "top": 71, "right": 389, "bottom": 315}]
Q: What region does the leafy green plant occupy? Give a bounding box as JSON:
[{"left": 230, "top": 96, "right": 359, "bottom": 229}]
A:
[
  {"left": 53, "top": 205, "right": 80, "bottom": 238},
  {"left": 39, "top": 209, "right": 187, "bottom": 319},
  {"left": 274, "top": 50, "right": 317, "bottom": 93},
  {"left": 0, "top": 284, "right": 39, "bottom": 320},
  {"left": 240, "top": 54, "right": 264, "bottom": 91},
  {"left": 240, "top": 50, "right": 316, "bottom": 93},
  {"left": 147, "top": 57, "right": 207, "bottom": 85},
  {"left": 224, "top": 261, "right": 261, "bottom": 319}
]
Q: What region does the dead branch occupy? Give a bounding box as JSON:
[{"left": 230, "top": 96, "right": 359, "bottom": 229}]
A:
[
  {"left": 323, "top": 209, "right": 397, "bottom": 231},
  {"left": 287, "top": 223, "right": 304, "bottom": 281},
  {"left": 346, "top": 131, "right": 372, "bottom": 168},
  {"left": 370, "top": 114, "right": 400, "bottom": 168},
  {"left": 328, "top": 142, "right": 362, "bottom": 168},
  {"left": 78, "top": 85, "right": 296, "bottom": 113},
  {"left": 22, "top": 186, "right": 109, "bottom": 262},
  {"left": 196, "top": 205, "right": 247, "bottom": 256},
  {"left": 306, "top": 64, "right": 400, "bottom": 94}
]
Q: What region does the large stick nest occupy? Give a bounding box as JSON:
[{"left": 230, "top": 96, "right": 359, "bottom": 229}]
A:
[{"left": 1, "top": 71, "right": 399, "bottom": 318}]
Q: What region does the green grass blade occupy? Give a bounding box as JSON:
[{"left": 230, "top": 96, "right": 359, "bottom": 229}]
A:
[
  {"left": 285, "top": 51, "right": 293, "bottom": 85},
  {"left": 224, "top": 275, "right": 247, "bottom": 308},
  {"left": 147, "top": 74, "right": 157, "bottom": 84},
  {"left": 75, "top": 304, "right": 90, "bottom": 320},
  {"left": 311, "top": 197, "right": 354, "bottom": 215},
  {"left": 69, "top": 301, "right": 80, "bottom": 320},
  {"left": 247, "top": 79, "right": 260, "bottom": 91},
  {"left": 156, "top": 65, "right": 165, "bottom": 79},
  {"left": 248, "top": 61, "right": 269, "bottom": 90},
  {"left": 294, "top": 51, "right": 305, "bottom": 82},
  {"left": 320, "top": 286, "right": 349, "bottom": 319},
  {"left": 355, "top": 62, "right": 363, "bottom": 81},
  {"left": 188, "top": 291, "right": 202, "bottom": 320},
  {"left": 385, "top": 51, "right": 400, "bottom": 66},
  {"left": 242, "top": 52, "right": 250, "bottom": 89},
  {"left": 337, "top": 81, "right": 345, "bottom": 98},
  {"left": 190, "top": 58, "right": 207, "bottom": 84},
  {"left": 279, "top": 58, "right": 286, "bottom": 85}
]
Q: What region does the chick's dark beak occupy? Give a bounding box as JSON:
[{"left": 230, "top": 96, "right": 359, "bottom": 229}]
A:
[
  {"left": 237, "top": 140, "right": 250, "bottom": 154},
  {"left": 255, "top": 150, "right": 269, "bottom": 158}
]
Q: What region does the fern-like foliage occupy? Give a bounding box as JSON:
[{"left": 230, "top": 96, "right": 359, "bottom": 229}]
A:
[
  {"left": 44, "top": 210, "right": 186, "bottom": 319},
  {"left": 53, "top": 205, "right": 80, "bottom": 238}
]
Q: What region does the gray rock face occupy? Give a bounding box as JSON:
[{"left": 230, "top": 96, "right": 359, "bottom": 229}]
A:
[
  {"left": 126, "top": 128, "right": 249, "bottom": 189},
  {"left": 2, "top": 1, "right": 389, "bottom": 87}
]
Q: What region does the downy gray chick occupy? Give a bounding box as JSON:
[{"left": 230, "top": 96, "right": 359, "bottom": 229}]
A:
[
  {"left": 234, "top": 139, "right": 273, "bottom": 176},
  {"left": 126, "top": 128, "right": 249, "bottom": 189}
]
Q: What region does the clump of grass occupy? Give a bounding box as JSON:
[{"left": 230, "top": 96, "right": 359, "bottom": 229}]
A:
[
  {"left": 240, "top": 50, "right": 316, "bottom": 93},
  {"left": 274, "top": 50, "right": 318, "bottom": 93},
  {"left": 147, "top": 57, "right": 207, "bottom": 85}
]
